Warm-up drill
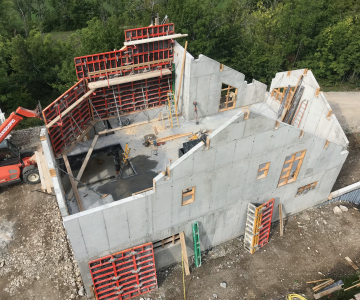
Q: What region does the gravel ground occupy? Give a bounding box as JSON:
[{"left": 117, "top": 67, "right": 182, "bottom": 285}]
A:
[
  {"left": 0, "top": 183, "right": 86, "bottom": 300},
  {"left": 135, "top": 202, "right": 360, "bottom": 300}
]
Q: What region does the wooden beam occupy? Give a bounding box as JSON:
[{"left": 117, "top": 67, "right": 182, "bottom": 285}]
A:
[
  {"left": 35, "top": 151, "right": 46, "bottom": 192},
  {"left": 345, "top": 256, "right": 359, "bottom": 270},
  {"left": 88, "top": 69, "right": 171, "bottom": 89},
  {"left": 40, "top": 149, "right": 53, "bottom": 192},
  {"left": 306, "top": 278, "right": 331, "bottom": 284},
  {"left": 179, "top": 231, "right": 190, "bottom": 275},
  {"left": 88, "top": 58, "right": 173, "bottom": 76},
  {"left": 63, "top": 154, "right": 84, "bottom": 212},
  {"left": 157, "top": 132, "right": 192, "bottom": 143},
  {"left": 98, "top": 118, "right": 160, "bottom": 135},
  {"left": 68, "top": 135, "right": 99, "bottom": 199},
  {"left": 46, "top": 89, "right": 95, "bottom": 128},
  {"left": 279, "top": 203, "right": 283, "bottom": 236},
  {"left": 124, "top": 33, "right": 188, "bottom": 46},
  {"left": 132, "top": 187, "right": 153, "bottom": 196},
  {"left": 75, "top": 135, "right": 99, "bottom": 182},
  {"left": 176, "top": 41, "right": 188, "bottom": 107}
]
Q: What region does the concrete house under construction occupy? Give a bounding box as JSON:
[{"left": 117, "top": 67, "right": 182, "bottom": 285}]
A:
[{"left": 39, "top": 22, "right": 348, "bottom": 299}]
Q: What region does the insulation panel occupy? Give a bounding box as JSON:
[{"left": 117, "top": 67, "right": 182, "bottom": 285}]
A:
[{"left": 89, "top": 242, "right": 157, "bottom": 300}]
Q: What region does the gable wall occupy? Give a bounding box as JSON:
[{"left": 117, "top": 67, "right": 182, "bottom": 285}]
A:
[
  {"left": 268, "top": 69, "right": 348, "bottom": 147},
  {"left": 63, "top": 111, "right": 348, "bottom": 294},
  {"left": 173, "top": 42, "right": 266, "bottom": 121}
]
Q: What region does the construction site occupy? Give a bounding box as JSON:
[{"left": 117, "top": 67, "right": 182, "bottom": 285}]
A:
[{"left": 0, "top": 19, "right": 360, "bottom": 300}]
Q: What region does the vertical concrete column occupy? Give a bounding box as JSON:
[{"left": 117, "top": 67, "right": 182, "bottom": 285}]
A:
[{"left": 40, "top": 128, "right": 68, "bottom": 217}]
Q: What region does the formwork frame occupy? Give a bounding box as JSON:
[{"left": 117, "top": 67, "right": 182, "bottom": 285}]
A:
[
  {"left": 89, "top": 242, "right": 157, "bottom": 300},
  {"left": 42, "top": 79, "right": 92, "bottom": 156}
]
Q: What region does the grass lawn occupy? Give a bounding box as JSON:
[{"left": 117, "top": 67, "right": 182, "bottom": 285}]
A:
[{"left": 317, "top": 78, "right": 360, "bottom": 92}]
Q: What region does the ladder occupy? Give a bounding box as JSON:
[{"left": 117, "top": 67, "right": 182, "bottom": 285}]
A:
[
  {"left": 119, "top": 144, "right": 130, "bottom": 177},
  {"left": 167, "top": 92, "right": 179, "bottom": 128},
  {"left": 192, "top": 222, "right": 201, "bottom": 267},
  {"left": 244, "top": 198, "right": 275, "bottom": 254},
  {"left": 291, "top": 99, "right": 308, "bottom": 128}
]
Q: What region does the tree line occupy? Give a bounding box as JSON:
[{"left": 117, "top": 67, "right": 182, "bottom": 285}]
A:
[{"left": 0, "top": 0, "right": 359, "bottom": 128}]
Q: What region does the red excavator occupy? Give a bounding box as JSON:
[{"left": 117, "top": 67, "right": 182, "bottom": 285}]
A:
[{"left": 0, "top": 105, "right": 43, "bottom": 187}]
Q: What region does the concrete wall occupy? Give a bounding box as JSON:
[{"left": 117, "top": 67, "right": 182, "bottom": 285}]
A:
[
  {"left": 173, "top": 42, "right": 265, "bottom": 121},
  {"left": 63, "top": 110, "right": 348, "bottom": 295},
  {"left": 268, "top": 69, "right": 348, "bottom": 147},
  {"left": 40, "top": 128, "right": 68, "bottom": 217}
]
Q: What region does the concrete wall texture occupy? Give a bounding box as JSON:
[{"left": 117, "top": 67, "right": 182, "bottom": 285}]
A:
[
  {"left": 63, "top": 107, "right": 348, "bottom": 294},
  {"left": 173, "top": 41, "right": 266, "bottom": 121}
]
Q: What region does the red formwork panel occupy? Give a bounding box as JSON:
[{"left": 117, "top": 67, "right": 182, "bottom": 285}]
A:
[
  {"left": 258, "top": 198, "right": 275, "bottom": 248},
  {"left": 42, "top": 79, "right": 92, "bottom": 156},
  {"left": 74, "top": 40, "right": 174, "bottom": 82},
  {"left": 89, "top": 242, "right": 157, "bottom": 300},
  {"left": 125, "top": 23, "right": 175, "bottom": 42},
  {"left": 89, "top": 73, "right": 172, "bottom": 119},
  {"left": 74, "top": 24, "right": 175, "bottom": 82}
]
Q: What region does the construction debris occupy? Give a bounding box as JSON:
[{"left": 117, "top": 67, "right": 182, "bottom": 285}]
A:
[{"left": 345, "top": 256, "right": 359, "bottom": 270}]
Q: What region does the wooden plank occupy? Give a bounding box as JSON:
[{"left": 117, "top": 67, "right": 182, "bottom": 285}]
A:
[
  {"left": 279, "top": 203, "right": 283, "bottom": 236},
  {"left": 313, "top": 279, "right": 334, "bottom": 292},
  {"left": 88, "top": 58, "right": 173, "bottom": 76},
  {"left": 179, "top": 231, "right": 190, "bottom": 276},
  {"left": 314, "top": 284, "right": 343, "bottom": 299},
  {"left": 63, "top": 154, "right": 84, "bottom": 212},
  {"left": 68, "top": 135, "right": 99, "bottom": 199},
  {"left": 88, "top": 69, "right": 171, "bottom": 89},
  {"left": 345, "top": 256, "right": 359, "bottom": 270},
  {"left": 40, "top": 150, "right": 53, "bottom": 192},
  {"left": 132, "top": 187, "right": 153, "bottom": 195},
  {"left": 176, "top": 41, "right": 188, "bottom": 107},
  {"left": 157, "top": 132, "right": 192, "bottom": 143},
  {"left": 35, "top": 151, "right": 46, "bottom": 191},
  {"left": 98, "top": 118, "right": 160, "bottom": 135},
  {"left": 75, "top": 135, "right": 99, "bottom": 182},
  {"left": 46, "top": 89, "right": 95, "bottom": 128},
  {"left": 307, "top": 278, "right": 331, "bottom": 284},
  {"left": 345, "top": 282, "right": 360, "bottom": 292},
  {"left": 124, "top": 33, "right": 188, "bottom": 46}
]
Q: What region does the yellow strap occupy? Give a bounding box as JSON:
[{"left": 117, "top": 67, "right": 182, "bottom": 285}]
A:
[{"left": 182, "top": 251, "right": 186, "bottom": 300}]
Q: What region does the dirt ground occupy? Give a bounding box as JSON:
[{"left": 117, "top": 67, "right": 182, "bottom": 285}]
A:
[
  {"left": 135, "top": 202, "right": 360, "bottom": 300},
  {"left": 0, "top": 183, "right": 86, "bottom": 300}
]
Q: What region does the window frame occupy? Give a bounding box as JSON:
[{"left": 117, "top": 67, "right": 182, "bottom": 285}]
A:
[
  {"left": 219, "top": 83, "right": 238, "bottom": 112},
  {"left": 257, "top": 162, "right": 271, "bottom": 180},
  {"left": 278, "top": 150, "right": 306, "bottom": 187},
  {"left": 182, "top": 186, "right": 196, "bottom": 206},
  {"left": 296, "top": 181, "right": 318, "bottom": 197}
]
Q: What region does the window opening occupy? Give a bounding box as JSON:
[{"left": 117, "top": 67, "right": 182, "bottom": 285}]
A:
[
  {"left": 296, "top": 182, "right": 318, "bottom": 196},
  {"left": 257, "top": 162, "right": 270, "bottom": 180},
  {"left": 182, "top": 186, "right": 195, "bottom": 206},
  {"left": 219, "top": 83, "right": 237, "bottom": 112},
  {"left": 278, "top": 150, "right": 306, "bottom": 187}
]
